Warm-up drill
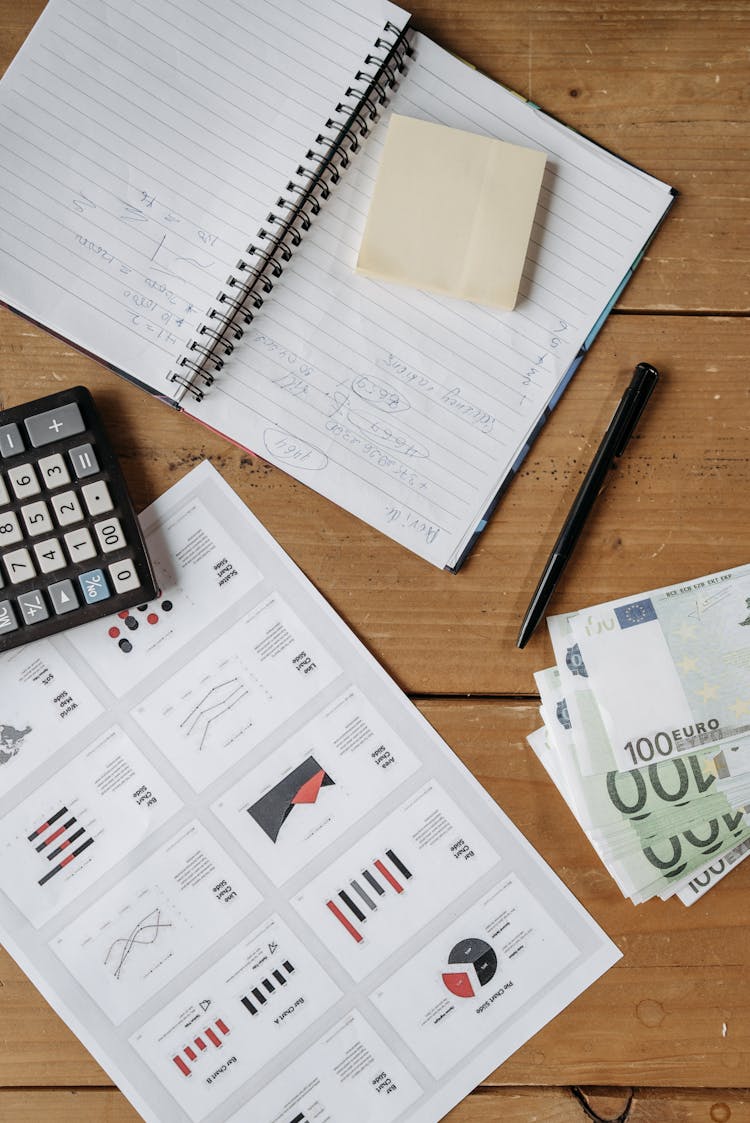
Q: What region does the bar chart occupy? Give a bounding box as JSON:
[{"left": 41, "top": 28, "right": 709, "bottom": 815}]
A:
[
  {"left": 27, "top": 806, "right": 94, "bottom": 886},
  {"left": 325, "top": 849, "right": 412, "bottom": 943},
  {"left": 172, "top": 1017, "right": 231, "bottom": 1077},
  {"left": 240, "top": 959, "right": 295, "bottom": 1015}
]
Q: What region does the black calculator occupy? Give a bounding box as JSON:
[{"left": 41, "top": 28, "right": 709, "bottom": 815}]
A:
[{"left": 0, "top": 386, "right": 158, "bottom": 653}]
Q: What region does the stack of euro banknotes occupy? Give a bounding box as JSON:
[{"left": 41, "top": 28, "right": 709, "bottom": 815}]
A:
[{"left": 528, "top": 563, "right": 750, "bottom": 906}]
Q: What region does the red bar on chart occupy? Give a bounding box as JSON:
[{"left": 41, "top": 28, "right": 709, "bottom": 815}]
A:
[
  {"left": 28, "top": 806, "right": 68, "bottom": 841},
  {"left": 173, "top": 1055, "right": 191, "bottom": 1077},
  {"left": 374, "top": 858, "right": 403, "bottom": 894},
  {"left": 327, "top": 898, "right": 363, "bottom": 942}
]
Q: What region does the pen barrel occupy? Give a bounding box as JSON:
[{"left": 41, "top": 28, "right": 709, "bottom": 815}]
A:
[
  {"left": 551, "top": 363, "right": 658, "bottom": 557},
  {"left": 517, "top": 552, "right": 570, "bottom": 647}
]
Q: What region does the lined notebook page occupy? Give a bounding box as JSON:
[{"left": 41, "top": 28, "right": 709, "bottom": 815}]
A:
[
  {"left": 0, "top": 0, "right": 406, "bottom": 394},
  {"left": 193, "top": 34, "right": 673, "bottom": 569}
]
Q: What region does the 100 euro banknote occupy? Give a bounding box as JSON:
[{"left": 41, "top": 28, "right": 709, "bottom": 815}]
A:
[{"left": 561, "top": 564, "right": 750, "bottom": 774}]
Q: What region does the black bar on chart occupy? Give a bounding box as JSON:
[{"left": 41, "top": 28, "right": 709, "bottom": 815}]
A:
[{"left": 386, "top": 848, "right": 412, "bottom": 880}]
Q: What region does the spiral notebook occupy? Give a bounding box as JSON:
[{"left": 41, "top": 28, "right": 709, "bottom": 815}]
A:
[{"left": 0, "top": 0, "right": 675, "bottom": 570}]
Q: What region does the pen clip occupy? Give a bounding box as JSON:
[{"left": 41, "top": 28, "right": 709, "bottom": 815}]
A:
[{"left": 613, "top": 363, "right": 659, "bottom": 457}]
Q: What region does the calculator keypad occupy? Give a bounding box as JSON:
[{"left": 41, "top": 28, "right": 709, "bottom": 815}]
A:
[{"left": 0, "top": 386, "right": 158, "bottom": 652}]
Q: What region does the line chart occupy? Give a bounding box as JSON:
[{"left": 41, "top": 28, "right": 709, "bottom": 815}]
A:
[
  {"left": 179, "top": 676, "right": 250, "bottom": 752},
  {"left": 104, "top": 907, "right": 173, "bottom": 979}
]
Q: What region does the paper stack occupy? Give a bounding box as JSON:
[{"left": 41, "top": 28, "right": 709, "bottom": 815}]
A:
[{"left": 528, "top": 564, "right": 750, "bottom": 905}]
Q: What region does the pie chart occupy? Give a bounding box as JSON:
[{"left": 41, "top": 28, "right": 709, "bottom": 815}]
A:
[{"left": 442, "top": 937, "right": 497, "bottom": 999}]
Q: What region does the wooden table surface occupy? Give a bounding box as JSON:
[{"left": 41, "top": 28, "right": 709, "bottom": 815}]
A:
[{"left": 1, "top": 1, "right": 749, "bottom": 1121}]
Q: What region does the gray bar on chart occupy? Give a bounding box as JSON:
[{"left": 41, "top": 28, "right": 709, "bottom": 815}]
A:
[
  {"left": 351, "top": 878, "right": 377, "bottom": 910},
  {"left": 362, "top": 868, "right": 385, "bottom": 896}
]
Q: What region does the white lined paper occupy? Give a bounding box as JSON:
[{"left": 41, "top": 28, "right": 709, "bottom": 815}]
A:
[
  {"left": 0, "top": 5, "right": 671, "bottom": 567},
  {"left": 193, "top": 34, "right": 673, "bottom": 566},
  {"left": 0, "top": 0, "right": 405, "bottom": 387}
]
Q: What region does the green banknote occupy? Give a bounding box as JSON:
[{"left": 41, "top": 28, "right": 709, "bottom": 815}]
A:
[
  {"left": 556, "top": 564, "right": 750, "bottom": 775},
  {"left": 534, "top": 665, "right": 749, "bottom": 856},
  {"left": 528, "top": 712, "right": 750, "bottom": 901}
]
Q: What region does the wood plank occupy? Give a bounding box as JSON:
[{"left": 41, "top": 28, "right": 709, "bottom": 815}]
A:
[
  {"left": 3, "top": 0, "right": 746, "bottom": 313},
  {"left": 1, "top": 1087, "right": 749, "bottom": 1122},
  {"left": 1, "top": 699, "right": 748, "bottom": 1090},
  {"left": 1, "top": 310, "right": 747, "bottom": 695},
  {"left": 406, "top": 1, "right": 750, "bottom": 314}
]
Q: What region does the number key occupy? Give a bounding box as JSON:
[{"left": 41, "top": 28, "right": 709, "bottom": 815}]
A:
[
  {"left": 94, "top": 517, "right": 126, "bottom": 553},
  {"left": 4, "top": 547, "right": 36, "bottom": 584},
  {"left": 34, "top": 537, "right": 66, "bottom": 574},
  {"left": 51, "top": 490, "right": 84, "bottom": 527},
  {"left": 108, "top": 559, "right": 141, "bottom": 594},
  {"left": 0, "top": 475, "right": 9, "bottom": 507},
  {"left": 0, "top": 510, "right": 23, "bottom": 546},
  {"left": 8, "top": 462, "right": 40, "bottom": 499},
  {"left": 64, "top": 526, "right": 96, "bottom": 562},
  {"left": 22, "top": 500, "right": 53, "bottom": 537},
  {"left": 38, "top": 453, "right": 71, "bottom": 489}
]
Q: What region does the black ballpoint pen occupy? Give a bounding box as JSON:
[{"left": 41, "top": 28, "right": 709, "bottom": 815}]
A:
[{"left": 516, "top": 361, "right": 660, "bottom": 649}]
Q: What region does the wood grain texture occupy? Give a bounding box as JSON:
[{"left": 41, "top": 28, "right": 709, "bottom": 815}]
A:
[
  {"left": 407, "top": 1, "right": 750, "bottom": 314},
  {"left": 1, "top": 1087, "right": 749, "bottom": 1123},
  {"left": 1, "top": 309, "right": 746, "bottom": 694},
  {"left": 0, "top": 700, "right": 748, "bottom": 1090}
]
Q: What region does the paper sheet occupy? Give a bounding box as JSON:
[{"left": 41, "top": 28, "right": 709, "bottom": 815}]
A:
[
  {"left": 0, "top": 462, "right": 620, "bottom": 1123},
  {"left": 189, "top": 34, "right": 674, "bottom": 568},
  {"left": 0, "top": 0, "right": 407, "bottom": 390},
  {"left": 0, "top": 3, "right": 673, "bottom": 569}
]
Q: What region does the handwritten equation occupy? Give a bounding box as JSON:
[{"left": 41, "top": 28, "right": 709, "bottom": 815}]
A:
[{"left": 69, "top": 185, "right": 225, "bottom": 351}]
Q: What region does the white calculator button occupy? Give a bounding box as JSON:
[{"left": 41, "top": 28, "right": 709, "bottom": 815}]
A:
[
  {"left": 8, "top": 462, "right": 41, "bottom": 500},
  {"left": 34, "top": 537, "right": 66, "bottom": 574},
  {"left": 82, "top": 480, "right": 113, "bottom": 517},
  {"left": 108, "top": 559, "right": 141, "bottom": 594},
  {"left": 0, "top": 475, "right": 9, "bottom": 507},
  {"left": 95, "top": 517, "right": 126, "bottom": 554},
  {"left": 4, "top": 547, "right": 36, "bottom": 584},
  {"left": 38, "top": 453, "right": 71, "bottom": 489},
  {"left": 64, "top": 526, "right": 96, "bottom": 562},
  {"left": 22, "top": 500, "right": 54, "bottom": 537},
  {"left": 51, "top": 490, "right": 84, "bottom": 527},
  {"left": 0, "top": 510, "right": 23, "bottom": 546}
]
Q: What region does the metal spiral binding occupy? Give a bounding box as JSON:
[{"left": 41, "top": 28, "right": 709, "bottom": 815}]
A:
[{"left": 168, "top": 20, "right": 413, "bottom": 402}]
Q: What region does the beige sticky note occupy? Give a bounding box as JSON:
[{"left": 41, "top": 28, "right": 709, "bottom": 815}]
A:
[{"left": 356, "top": 114, "right": 546, "bottom": 310}]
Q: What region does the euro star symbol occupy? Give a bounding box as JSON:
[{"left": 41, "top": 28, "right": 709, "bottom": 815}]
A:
[
  {"left": 677, "top": 622, "right": 698, "bottom": 641},
  {"left": 678, "top": 656, "right": 699, "bottom": 673},
  {"left": 730, "top": 699, "right": 750, "bottom": 719},
  {"left": 697, "top": 683, "right": 719, "bottom": 702}
]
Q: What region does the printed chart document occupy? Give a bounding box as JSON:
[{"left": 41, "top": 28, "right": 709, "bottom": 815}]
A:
[{"left": 0, "top": 463, "right": 619, "bottom": 1123}]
